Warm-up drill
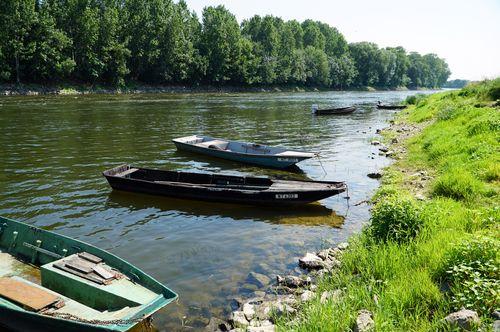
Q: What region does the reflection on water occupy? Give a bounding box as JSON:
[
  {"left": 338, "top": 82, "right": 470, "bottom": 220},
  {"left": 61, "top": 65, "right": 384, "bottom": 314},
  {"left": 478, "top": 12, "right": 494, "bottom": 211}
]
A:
[
  {"left": 106, "top": 191, "right": 344, "bottom": 227},
  {"left": 0, "top": 89, "right": 438, "bottom": 330}
]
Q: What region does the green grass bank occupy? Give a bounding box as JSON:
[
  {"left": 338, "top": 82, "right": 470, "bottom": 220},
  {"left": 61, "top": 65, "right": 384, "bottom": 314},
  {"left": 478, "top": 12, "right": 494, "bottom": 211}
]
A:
[{"left": 278, "top": 79, "right": 499, "bottom": 331}]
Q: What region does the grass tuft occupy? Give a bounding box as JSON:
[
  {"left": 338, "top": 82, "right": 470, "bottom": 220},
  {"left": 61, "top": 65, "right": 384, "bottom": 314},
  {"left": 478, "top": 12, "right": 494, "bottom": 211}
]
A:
[
  {"left": 432, "top": 169, "right": 483, "bottom": 201},
  {"left": 369, "top": 195, "right": 423, "bottom": 243}
]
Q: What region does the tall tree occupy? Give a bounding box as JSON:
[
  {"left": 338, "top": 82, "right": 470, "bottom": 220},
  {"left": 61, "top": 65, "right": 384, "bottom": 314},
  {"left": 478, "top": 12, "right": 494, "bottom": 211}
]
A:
[
  {"left": 27, "top": 5, "right": 75, "bottom": 81},
  {"left": 199, "top": 6, "right": 242, "bottom": 83},
  {"left": 329, "top": 54, "right": 357, "bottom": 89},
  {"left": 0, "top": 0, "right": 37, "bottom": 84},
  {"left": 304, "top": 46, "right": 330, "bottom": 86},
  {"left": 349, "top": 42, "right": 381, "bottom": 87},
  {"left": 317, "top": 22, "right": 348, "bottom": 57},
  {"left": 302, "top": 20, "right": 325, "bottom": 51},
  {"left": 385, "top": 47, "right": 410, "bottom": 87}
]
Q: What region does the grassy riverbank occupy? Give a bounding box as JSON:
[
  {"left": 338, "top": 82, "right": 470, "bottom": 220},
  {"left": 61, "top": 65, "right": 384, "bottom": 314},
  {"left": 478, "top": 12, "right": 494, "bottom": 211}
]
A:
[{"left": 278, "top": 80, "right": 499, "bottom": 331}]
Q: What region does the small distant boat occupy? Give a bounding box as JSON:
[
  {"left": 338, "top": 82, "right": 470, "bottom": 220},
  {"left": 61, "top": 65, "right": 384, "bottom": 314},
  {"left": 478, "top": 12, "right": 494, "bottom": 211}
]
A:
[
  {"left": 103, "top": 165, "right": 347, "bottom": 205},
  {"left": 376, "top": 103, "right": 406, "bottom": 110},
  {"left": 0, "top": 216, "right": 177, "bottom": 332},
  {"left": 312, "top": 104, "right": 356, "bottom": 116},
  {"left": 172, "top": 135, "right": 316, "bottom": 169}
]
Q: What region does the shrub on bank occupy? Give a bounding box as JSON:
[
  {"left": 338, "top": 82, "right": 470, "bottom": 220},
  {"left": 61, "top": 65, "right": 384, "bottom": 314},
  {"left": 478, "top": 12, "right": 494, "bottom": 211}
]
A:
[
  {"left": 405, "top": 93, "right": 427, "bottom": 105},
  {"left": 436, "top": 235, "right": 499, "bottom": 315},
  {"left": 369, "top": 195, "right": 423, "bottom": 243}
]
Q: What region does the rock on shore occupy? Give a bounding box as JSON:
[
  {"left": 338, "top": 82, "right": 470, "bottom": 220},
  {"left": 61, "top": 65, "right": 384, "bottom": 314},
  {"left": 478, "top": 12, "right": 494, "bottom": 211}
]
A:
[{"left": 207, "top": 242, "right": 349, "bottom": 331}]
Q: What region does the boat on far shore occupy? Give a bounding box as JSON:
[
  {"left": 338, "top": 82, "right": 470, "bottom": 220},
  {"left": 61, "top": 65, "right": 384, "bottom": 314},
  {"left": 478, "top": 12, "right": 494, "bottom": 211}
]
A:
[
  {"left": 311, "top": 105, "right": 356, "bottom": 115},
  {"left": 376, "top": 102, "right": 407, "bottom": 110}
]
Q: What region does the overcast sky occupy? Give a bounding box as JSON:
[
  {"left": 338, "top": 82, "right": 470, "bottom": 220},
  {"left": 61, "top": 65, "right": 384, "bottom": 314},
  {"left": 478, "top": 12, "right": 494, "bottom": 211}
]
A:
[{"left": 184, "top": 0, "right": 500, "bottom": 80}]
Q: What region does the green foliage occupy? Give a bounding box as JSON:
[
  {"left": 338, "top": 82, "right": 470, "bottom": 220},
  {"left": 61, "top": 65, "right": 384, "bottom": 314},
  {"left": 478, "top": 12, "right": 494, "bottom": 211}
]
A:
[
  {"left": 432, "top": 170, "right": 483, "bottom": 202},
  {"left": 437, "top": 236, "right": 499, "bottom": 315},
  {"left": 32, "top": 6, "right": 75, "bottom": 81},
  {"left": 200, "top": 6, "right": 242, "bottom": 83},
  {"left": 459, "top": 78, "right": 500, "bottom": 101},
  {"left": 348, "top": 42, "right": 380, "bottom": 87},
  {"left": 405, "top": 93, "right": 427, "bottom": 105},
  {"left": 329, "top": 54, "right": 357, "bottom": 89},
  {"left": 467, "top": 117, "right": 500, "bottom": 136},
  {"left": 304, "top": 46, "right": 330, "bottom": 86},
  {"left": 0, "top": 0, "right": 37, "bottom": 84},
  {"left": 0, "top": 1, "right": 451, "bottom": 88},
  {"left": 369, "top": 195, "right": 423, "bottom": 243}
]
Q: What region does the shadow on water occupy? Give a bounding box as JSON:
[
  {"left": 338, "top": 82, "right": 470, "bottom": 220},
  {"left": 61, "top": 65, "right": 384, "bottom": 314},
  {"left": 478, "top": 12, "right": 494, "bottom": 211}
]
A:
[
  {"left": 105, "top": 190, "right": 345, "bottom": 227},
  {"left": 170, "top": 150, "right": 310, "bottom": 179}
]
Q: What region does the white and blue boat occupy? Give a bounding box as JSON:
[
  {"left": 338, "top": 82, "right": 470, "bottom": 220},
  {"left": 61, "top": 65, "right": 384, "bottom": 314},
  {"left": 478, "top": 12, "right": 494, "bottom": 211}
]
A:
[{"left": 172, "top": 135, "right": 316, "bottom": 169}]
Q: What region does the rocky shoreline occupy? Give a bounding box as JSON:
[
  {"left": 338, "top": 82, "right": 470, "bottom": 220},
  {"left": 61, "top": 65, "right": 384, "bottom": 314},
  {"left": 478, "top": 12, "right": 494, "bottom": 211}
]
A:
[{"left": 206, "top": 242, "right": 359, "bottom": 332}]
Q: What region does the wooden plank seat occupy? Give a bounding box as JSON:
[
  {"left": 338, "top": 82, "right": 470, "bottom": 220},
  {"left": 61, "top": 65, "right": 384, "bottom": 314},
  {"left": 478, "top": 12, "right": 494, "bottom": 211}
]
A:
[
  {"left": 115, "top": 168, "right": 138, "bottom": 177},
  {"left": 0, "top": 277, "right": 62, "bottom": 312}
]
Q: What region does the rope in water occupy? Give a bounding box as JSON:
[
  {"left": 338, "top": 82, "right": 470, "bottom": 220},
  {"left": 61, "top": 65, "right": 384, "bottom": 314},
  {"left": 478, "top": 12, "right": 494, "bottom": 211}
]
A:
[{"left": 316, "top": 154, "right": 327, "bottom": 178}]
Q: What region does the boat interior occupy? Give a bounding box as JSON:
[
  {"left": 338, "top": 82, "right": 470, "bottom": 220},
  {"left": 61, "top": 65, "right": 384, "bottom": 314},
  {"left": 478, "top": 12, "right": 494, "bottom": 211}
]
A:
[
  {"left": 174, "top": 135, "right": 314, "bottom": 157},
  {"left": 110, "top": 165, "right": 274, "bottom": 189},
  {"left": 106, "top": 165, "right": 344, "bottom": 192},
  {"left": 0, "top": 219, "right": 165, "bottom": 324}
]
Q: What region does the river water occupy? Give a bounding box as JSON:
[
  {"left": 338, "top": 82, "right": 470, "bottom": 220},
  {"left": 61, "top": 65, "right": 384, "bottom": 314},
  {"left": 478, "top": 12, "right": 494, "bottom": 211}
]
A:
[{"left": 0, "top": 90, "right": 436, "bottom": 330}]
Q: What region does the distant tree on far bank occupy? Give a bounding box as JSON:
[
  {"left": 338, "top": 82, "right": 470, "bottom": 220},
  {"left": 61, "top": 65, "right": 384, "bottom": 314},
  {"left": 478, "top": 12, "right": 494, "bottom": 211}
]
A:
[
  {"left": 0, "top": 1, "right": 451, "bottom": 89},
  {"left": 443, "top": 79, "right": 470, "bottom": 88}
]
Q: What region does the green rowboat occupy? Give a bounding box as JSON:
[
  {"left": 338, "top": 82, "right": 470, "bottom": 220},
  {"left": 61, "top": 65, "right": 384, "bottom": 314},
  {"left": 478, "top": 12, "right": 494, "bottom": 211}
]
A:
[{"left": 0, "top": 216, "right": 177, "bottom": 332}]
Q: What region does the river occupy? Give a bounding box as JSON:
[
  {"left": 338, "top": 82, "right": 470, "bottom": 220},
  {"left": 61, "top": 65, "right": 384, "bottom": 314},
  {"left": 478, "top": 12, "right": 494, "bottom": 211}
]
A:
[{"left": 0, "top": 90, "right": 437, "bottom": 330}]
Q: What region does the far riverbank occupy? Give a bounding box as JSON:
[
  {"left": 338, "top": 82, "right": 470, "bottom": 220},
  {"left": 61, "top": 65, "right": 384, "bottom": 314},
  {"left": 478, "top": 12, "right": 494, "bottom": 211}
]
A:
[{"left": 0, "top": 83, "right": 435, "bottom": 97}]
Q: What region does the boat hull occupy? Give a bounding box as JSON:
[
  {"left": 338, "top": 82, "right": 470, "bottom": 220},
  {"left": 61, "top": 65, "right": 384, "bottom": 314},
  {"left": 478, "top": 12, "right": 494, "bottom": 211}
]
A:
[
  {"left": 314, "top": 106, "right": 356, "bottom": 115},
  {"left": 103, "top": 166, "right": 346, "bottom": 206},
  {"left": 376, "top": 105, "right": 406, "bottom": 110},
  {"left": 174, "top": 141, "right": 311, "bottom": 169},
  {"left": 0, "top": 306, "right": 124, "bottom": 332}
]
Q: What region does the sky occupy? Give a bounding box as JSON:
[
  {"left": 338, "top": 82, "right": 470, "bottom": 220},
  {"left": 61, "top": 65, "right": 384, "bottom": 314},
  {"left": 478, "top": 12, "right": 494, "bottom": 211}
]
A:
[{"left": 185, "top": 0, "right": 500, "bottom": 80}]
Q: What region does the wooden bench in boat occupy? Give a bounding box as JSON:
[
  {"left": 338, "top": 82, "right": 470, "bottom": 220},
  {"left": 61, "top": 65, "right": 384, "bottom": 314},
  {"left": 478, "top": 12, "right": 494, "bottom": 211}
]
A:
[
  {"left": 0, "top": 277, "right": 62, "bottom": 311},
  {"left": 3, "top": 276, "right": 137, "bottom": 321}
]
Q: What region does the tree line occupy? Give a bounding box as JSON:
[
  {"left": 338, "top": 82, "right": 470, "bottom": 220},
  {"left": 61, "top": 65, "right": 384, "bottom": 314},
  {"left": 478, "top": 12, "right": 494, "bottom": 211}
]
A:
[{"left": 0, "top": 0, "right": 451, "bottom": 89}]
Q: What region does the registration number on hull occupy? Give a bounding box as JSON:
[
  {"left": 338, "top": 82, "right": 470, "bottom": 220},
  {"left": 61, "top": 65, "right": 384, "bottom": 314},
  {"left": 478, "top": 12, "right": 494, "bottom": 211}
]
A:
[
  {"left": 277, "top": 158, "right": 299, "bottom": 162},
  {"left": 275, "top": 194, "right": 299, "bottom": 199}
]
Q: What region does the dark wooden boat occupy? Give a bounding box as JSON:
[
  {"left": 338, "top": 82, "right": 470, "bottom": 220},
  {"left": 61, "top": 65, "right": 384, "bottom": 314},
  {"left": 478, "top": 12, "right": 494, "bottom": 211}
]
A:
[
  {"left": 312, "top": 105, "right": 356, "bottom": 116},
  {"left": 376, "top": 104, "right": 406, "bottom": 110},
  {"left": 0, "top": 216, "right": 177, "bottom": 332},
  {"left": 103, "top": 165, "right": 347, "bottom": 205},
  {"left": 172, "top": 135, "right": 316, "bottom": 169}
]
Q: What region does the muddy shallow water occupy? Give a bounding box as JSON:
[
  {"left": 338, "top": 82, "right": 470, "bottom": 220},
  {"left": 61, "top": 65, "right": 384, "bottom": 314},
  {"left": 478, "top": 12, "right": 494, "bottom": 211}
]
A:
[{"left": 0, "top": 90, "right": 437, "bottom": 330}]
